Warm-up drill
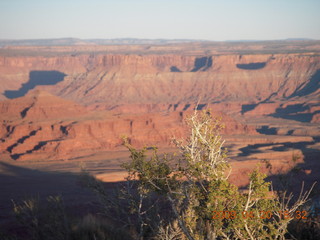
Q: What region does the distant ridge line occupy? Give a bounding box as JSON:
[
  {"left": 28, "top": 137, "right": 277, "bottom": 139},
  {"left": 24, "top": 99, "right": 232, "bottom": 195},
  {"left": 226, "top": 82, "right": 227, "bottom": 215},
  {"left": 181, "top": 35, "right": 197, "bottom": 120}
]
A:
[{"left": 0, "top": 38, "right": 319, "bottom": 48}]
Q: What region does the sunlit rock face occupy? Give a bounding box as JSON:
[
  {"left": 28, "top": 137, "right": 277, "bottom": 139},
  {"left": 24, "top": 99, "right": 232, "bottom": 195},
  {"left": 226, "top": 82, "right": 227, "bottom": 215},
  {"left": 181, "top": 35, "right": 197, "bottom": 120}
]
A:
[{"left": 0, "top": 44, "right": 319, "bottom": 162}]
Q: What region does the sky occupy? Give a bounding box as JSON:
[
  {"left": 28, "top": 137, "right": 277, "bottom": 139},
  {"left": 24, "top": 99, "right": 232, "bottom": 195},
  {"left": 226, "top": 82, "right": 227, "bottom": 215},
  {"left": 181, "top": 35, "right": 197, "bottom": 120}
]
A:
[{"left": 0, "top": 0, "right": 319, "bottom": 41}]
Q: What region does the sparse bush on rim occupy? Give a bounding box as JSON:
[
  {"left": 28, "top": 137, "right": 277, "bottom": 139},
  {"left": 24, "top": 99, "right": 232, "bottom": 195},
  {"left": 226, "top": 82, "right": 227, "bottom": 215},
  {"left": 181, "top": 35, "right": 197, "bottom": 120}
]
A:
[
  {"left": 85, "top": 109, "right": 316, "bottom": 240},
  {"left": 8, "top": 110, "right": 317, "bottom": 240}
]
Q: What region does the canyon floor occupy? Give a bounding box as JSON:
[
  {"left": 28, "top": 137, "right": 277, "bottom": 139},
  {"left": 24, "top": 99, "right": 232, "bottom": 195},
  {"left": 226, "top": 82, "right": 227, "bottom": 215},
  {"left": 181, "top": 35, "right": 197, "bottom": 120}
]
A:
[{"left": 0, "top": 40, "right": 319, "bottom": 229}]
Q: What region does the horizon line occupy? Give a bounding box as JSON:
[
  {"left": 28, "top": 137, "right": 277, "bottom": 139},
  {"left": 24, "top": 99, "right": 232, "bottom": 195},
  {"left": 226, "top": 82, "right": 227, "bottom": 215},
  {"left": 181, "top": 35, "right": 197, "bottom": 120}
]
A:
[{"left": 0, "top": 37, "right": 318, "bottom": 42}]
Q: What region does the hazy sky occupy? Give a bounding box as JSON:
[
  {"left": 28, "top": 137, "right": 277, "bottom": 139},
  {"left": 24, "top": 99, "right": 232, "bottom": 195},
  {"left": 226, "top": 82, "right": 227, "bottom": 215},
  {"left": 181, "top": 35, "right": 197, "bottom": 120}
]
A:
[{"left": 1, "top": 0, "right": 319, "bottom": 41}]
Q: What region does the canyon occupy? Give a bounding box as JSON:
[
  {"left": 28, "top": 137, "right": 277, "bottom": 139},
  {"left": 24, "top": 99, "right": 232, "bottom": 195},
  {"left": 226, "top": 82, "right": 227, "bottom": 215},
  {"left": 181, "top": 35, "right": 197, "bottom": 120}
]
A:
[
  {"left": 0, "top": 41, "right": 319, "bottom": 187},
  {"left": 0, "top": 41, "right": 319, "bottom": 232}
]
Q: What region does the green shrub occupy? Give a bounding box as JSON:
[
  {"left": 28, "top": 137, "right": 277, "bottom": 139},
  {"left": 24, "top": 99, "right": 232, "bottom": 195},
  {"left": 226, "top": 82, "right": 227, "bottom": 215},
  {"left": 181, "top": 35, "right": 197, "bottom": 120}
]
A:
[{"left": 120, "top": 110, "right": 316, "bottom": 240}]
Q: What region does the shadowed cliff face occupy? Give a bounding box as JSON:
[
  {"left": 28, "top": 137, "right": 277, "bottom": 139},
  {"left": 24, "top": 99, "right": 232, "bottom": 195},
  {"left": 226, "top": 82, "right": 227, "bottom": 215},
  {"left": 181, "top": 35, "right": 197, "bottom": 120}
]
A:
[
  {"left": 290, "top": 69, "right": 320, "bottom": 98},
  {"left": 191, "top": 56, "right": 213, "bottom": 72},
  {"left": 4, "top": 71, "right": 66, "bottom": 99}
]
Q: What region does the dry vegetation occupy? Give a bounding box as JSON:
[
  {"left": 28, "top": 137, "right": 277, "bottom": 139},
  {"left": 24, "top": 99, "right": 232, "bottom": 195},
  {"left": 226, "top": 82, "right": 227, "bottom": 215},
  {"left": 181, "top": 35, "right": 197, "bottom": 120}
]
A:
[{"left": 3, "top": 111, "right": 318, "bottom": 240}]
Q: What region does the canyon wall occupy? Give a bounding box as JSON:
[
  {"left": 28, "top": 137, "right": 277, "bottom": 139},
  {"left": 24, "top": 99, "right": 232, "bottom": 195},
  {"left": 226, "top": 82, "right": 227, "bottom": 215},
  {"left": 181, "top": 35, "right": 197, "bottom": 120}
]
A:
[
  {"left": 1, "top": 53, "right": 319, "bottom": 109},
  {"left": 0, "top": 46, "right": 319, "bottom": 162}
]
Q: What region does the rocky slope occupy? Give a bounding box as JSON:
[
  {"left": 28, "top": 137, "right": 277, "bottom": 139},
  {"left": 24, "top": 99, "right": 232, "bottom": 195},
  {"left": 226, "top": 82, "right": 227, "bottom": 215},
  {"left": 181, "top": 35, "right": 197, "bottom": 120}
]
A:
[{"left": 0, "top": 90, "right": 256, "bottom": 161}]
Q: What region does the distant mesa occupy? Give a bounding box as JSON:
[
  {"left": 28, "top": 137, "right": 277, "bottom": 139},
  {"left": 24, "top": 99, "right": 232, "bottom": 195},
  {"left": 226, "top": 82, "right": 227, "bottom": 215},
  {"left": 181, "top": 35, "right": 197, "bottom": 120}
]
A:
[
  {"left": 4, "top": 70, "right": 66, "bottom": 99},
  {"left": 236, "top": 62, "right": 266, "bottom": 70}
]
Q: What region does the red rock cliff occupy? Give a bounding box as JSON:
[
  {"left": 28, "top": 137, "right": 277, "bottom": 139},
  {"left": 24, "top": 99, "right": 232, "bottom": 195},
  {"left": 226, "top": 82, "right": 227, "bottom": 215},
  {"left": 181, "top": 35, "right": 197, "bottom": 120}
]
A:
[{"left": 1, "top": 53, "right": 319, "bottom": 107}]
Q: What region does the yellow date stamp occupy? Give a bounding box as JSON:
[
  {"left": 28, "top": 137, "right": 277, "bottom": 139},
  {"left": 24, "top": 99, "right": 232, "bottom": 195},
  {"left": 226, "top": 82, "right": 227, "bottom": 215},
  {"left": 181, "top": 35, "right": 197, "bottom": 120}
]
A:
[{"left": 212, "top": 210, "right": 308, "bottom": 220}]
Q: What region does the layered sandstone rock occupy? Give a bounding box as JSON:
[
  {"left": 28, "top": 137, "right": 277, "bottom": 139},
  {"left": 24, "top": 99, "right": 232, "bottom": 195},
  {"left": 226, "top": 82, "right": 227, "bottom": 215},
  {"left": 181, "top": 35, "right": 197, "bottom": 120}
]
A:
[
  {"left": 0, "top": 90, "right": 256, "bottom": 161},
  {"left": 0, "top": 45, "right": 319, "bottom": 163},
  {"left": 0, "top": 90, "right": 88, "bottom": 121},
  {"left": 1, "top": 52, "right": 319, "bottom": 111}
]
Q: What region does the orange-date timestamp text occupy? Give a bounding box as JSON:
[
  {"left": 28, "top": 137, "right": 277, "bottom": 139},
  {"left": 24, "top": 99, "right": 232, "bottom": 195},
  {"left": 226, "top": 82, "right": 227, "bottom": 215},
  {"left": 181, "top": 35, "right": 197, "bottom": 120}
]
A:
[{"left": 212, "top": 210, "right": 308, "bottom": 220}]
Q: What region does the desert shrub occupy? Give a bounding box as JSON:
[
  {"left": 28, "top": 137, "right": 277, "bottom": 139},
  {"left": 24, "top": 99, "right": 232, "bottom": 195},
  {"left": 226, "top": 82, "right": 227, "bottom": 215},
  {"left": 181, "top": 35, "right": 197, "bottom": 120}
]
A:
[
  {"left": 124, "top": 110, "right": 316, "bottom": 239},
  {"left": 84, "top": 110, "right": 316, "bottom": 240},
  {"left": 12, "top": 196, "right": 70, "bottom": 240},
  {"left": 70, "top": 214, "right": 131, "bottom": 240},
  {"left": 287, "top": 197, "right": 320, "bottom": 240},
  {"left": 81, "top": 165, "right": 166, "bottom": 239},
  {"left": 5, "top": 110, "right": 317, "bottom": 240},
  {"left": 10, "top": 195, "right": 130, "bottom": 240}
]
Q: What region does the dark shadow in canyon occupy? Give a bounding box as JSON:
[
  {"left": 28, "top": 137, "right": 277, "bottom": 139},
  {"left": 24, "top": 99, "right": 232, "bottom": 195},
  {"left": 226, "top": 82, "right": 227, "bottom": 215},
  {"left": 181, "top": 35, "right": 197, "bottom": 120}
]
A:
[
  {"left": 4, "top": 71, "right": 66, "bottom": 99},
  {"left": 168, "top": 103, "right": 207, "bottom": 111},
  {"left": 196, "top": 104, "right": 207, "bottom": 110},
  {"left": 6, "top": 130, "right": 38, "bottom": 153},
  {"left": 240, "top": 69, "right": 319, "bottom": 118},
  {"left": 236, "top": 62, "right": 266, "bottom": 70},
  {"left": 10, "top": 141, "right": 49, "bottom": 160},
  {"left": 239, "top": 141, "right": 315, "bottom": 157},
  {"left": 182, "top": 104, "right": 191, "bottom": 111},
  {"left": 241, "top": 103, "right": 258, "bottom": 114},
  {"left": 271, "top": 112, "right": 319, "bottom": 123},
  {"left": 264, "top": 138, "right": 320, "bottom": 201},
  {"left": 290, "top": 69, "right": 320, "bottom": 98},
  {"left": 170, "top": 66, "right": 182, "bottom": 72},
  {"left": 257, "top": 126, "right": 277, "bottom": 135},
  {"left": 270, "top": 104, "right": 319, "bottom": 123},
  {"left": 238, "top": 138, "right": 320, "bottom": 208},
  {"left": 191, "top": 56, "right": 212, "bottom": 72},
  {"left": 258, "top": 126, "right": 295, "bottom": 136}
]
